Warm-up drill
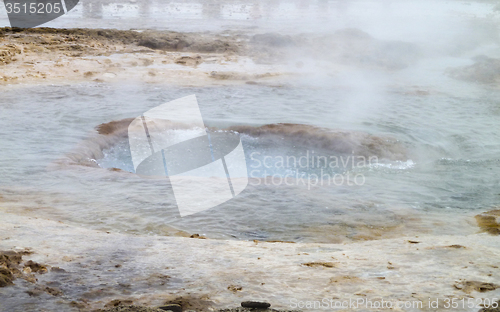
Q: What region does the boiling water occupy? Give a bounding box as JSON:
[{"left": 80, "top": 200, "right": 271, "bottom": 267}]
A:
[{"left": 0, "top": 75, "right": 499, "bottom": 242}]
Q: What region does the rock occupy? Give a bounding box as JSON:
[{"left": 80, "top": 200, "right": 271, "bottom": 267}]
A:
[
  {"left": 24, "top": 260, "right": 48, "bottom": 274},
  {"left": 302, "top": 262, "right": 336, "bottom": 268},
  {"left": 454, "top": 281, "right": 500, "bottom": 294},
  {"left": 159, "top": 304, "right": 182, "bottom": 312},
  {"left": 138, "top": 33, "right": 237, "bottom": 53},
  {"left": 251, "top": 33, "right": 295, "bottom": 47},
  {"left": 189, "top": 234, "right": 207, "bottom": 239},
  {"left": 175, "top": 56, "right": 202, "bottom": 67},
  {"left": 0, "top": 44, "right": 22, "bottom": 65},
  {"left": 0, "top": 267, "right": 14, "bottom": 287},
  {"left": 241, "top": 301, "right": 271, "bottom": 309},
  {"left": 227, "top": 285, "right": 242, "bottom": 292},
  {"left": 27, "top": 285, "right": 63, "bottom": 297},
  {"left": 475, "top": 210, "right": 500, "bottom": 234},
  {"left": 446, "top": 244, "right": 466, "bottom": 249},
  {"left": 51, "top": 266, "right": 66, "bottom": 272},
  {"left": 105, "top": 299, "right": 134, "bottom": 307},
  {"left": 448, "top": 57, "right": 500, "bottom": 84}
]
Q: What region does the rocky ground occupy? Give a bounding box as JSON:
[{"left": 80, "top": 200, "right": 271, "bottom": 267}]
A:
[
  {"left": 0, "top": 207, "right": 499, "bottom": 312},
  {"left": 0, "top": 27, "right": 422, "bottom": 86},
  {"left": 447, "top": 56, "right": 500, "bottom": 85}
]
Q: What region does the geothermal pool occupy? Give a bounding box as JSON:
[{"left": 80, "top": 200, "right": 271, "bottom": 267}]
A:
[{"left": 0, "top": 76, "right": 498, "bottom": 242}]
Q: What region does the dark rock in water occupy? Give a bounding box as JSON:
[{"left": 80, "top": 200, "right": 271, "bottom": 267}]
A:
[
  {"left": 159, "top": 304, "right": 182, "bottom": 312},
  {"left": 189, "top": 234, "right": 207, "bottom": 239},
  {"left": 475, "top": 210, "right": 500, "bottom": 235},
  {"left": 251, "top": 33, "right": 295, "bottom": 48},
  {"left": 0, "top": 267, "right": 14, "bottom": 287},
  {"left": 241, "top": 301, "right": 271, "bottom": 309},
  {"left": 24, "top": 260, "right": 48, "bottom": 274},
  {"left": 105, "top": 299, "right": 134, "bottom": 308},
  {"left": 138, "top": 33, "right": 238, "bottom": 54},
  {"left": 447, "top": 56, "right": 500, "bottom": 84}
]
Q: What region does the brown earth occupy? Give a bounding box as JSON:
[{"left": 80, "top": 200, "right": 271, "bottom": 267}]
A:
[{"left": 475, "top": 209, "right": 500, "bottom": 234}]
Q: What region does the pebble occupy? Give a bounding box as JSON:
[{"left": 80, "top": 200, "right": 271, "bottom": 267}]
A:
[
  {"left": 159, "top": 304, "right": 182, "bottom": 312},
  {"left": 241, "top": 301, "right": 271, "bottom": 309}
]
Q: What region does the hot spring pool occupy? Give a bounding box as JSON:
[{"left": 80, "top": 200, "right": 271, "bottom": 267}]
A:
[{"left": 0, "top": 78, "right": 498, "bottom": 243}]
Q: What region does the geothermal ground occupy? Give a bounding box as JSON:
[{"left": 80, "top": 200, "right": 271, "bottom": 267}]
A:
[{"left": 1, "top": 23, "right": 500, "bottom": 312}]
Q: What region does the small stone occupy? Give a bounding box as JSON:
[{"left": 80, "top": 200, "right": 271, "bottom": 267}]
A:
[
  {"left": 241, "top": 301, "right": 271, "bottom": 309},
  {"left": 159, "top": 304, "right": 182, "bottom": 312}
]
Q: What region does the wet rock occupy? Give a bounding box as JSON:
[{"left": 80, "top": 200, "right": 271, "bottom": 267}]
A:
[
  {"left": 105, "top": 299, "right": 134, "bottom": 308},
  {"left": 138, "top": 34, "right": 192, "bottom": 51},
  {"left": 95, "top": 118, "right": 134, "bottom": 136},
  {"left": 138, "top": 33, "right": 238, "bottom": 53},
  {"left": 475, "top": 210, "right": 500, "bottom": 234},
  {"left": 27, "top": 285, "right": 63, "bottom": 297},
  {"left": 251, "top": 33, "right": 295, "bottom": 48},
  {"left": 330, "top": 275, "right": 362, "bottom": 284},
  {"left": 295, "top": 28, "right": 420, "bottom": 70},
  {"left": 24, "top": 260, "right": 48, "bottom": 274},
  {"left": 241, "top": 301, "right": 271, "bottom": 309},
  {"left": 446, "top": 244, "right": 466, "bottom": 249},
  {"left": 0, "top": 250, "right": 27, "bottom": 286},
  {"left": 0, "top": 250, "right": 23, "bottom": 266},
  {"left": 51, "top": 266, "right": 66, "bottom": 272},
  {"left": 228, "top": 285, "right": 243, "bottom": 292},
  {"left": 302, "top": 262, "right": 337, "bottom": 268},
  {"left": 454, "top": 281, "right": 499, "bottom": 294},
  {"left": 0, "top": 44, "right": 22, "bottom": 65},
  {"left": 448, "top": 56, "right": 500, "bottom": 84},
  {"left": 189, "top": 233, "right": 207, "bottom": 239},
  {"left": 158, "top": 304, "right": 181, "bottom": 312},
  {"left": 0, "top": 267, "right": 14, "bottom": 287},
  {"left": 175, "top": 56, "right": 202, "bottom": 67},
  {"left": 228, "top": 123, "right": 408, "bottom": 161},
  {"left": 0, "top": 250, "right": 43, "bottom": 287}
]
